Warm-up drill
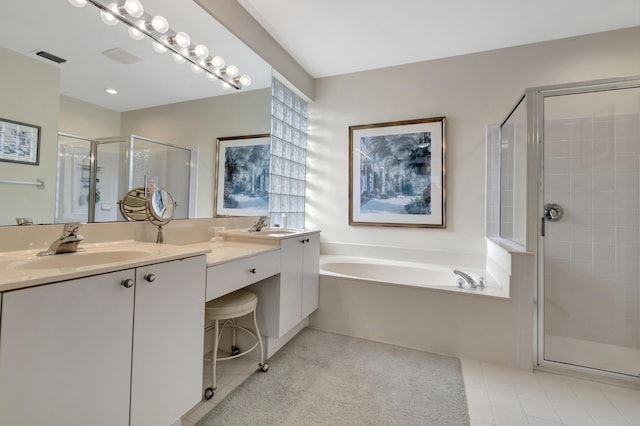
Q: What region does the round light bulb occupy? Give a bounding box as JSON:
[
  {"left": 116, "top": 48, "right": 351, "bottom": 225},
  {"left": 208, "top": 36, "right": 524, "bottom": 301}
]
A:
[
  {"left": 192, "top": 44, "right": 209, "bottom": 59},
  {"left": 123, "top": 0, "right": 144, "bottom": 18},
  {"left": 209, "top": 55, "right": 225, "bottom": 69},
  {"left": 191, "top": 64, "right": 203, "bottom": 74},
  {"left": 221, "top": 81, "right": 231, "bottom": 90},
  {"left": 150, "top": 15, "right": 169, "bottom": 33},
  {"left": 128, "top": 25, "right": 144, "bottom": 40},
  {"left": 68, "top": 0, "right": 87, "bottom": 7},
  {"left": 152, "top": 41, "right": 167, "bottom": 54},
  {"left": 206, "top": 72, "right": 218, "bottom": 82},
  {"left": 172, "top": 53, "right": 186, "bottom": 64},
  {"left": 225, "top": 65, "right": 239, "bottom": 78},
  {"left": 238, "top": 75, "right": 252, "bottom": 87},
  {"left": 100, "top": 3, "right": 120, "bottom": 26},
  {"left": 172, "top": 32, "right": 190, "bottom": 48}
]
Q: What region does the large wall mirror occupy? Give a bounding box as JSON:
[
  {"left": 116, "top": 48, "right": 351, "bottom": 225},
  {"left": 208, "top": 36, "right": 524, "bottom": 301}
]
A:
[{"left": 0, "top": 0, "right": 272, "bottom": 226}]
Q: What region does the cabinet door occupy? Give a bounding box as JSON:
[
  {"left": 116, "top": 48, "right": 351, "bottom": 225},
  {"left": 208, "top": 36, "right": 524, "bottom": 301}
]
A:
[
  {"left": 278, "top": 237, "right": 304, "bottom": 336},
  {"left": 301, "top": 233, "right": 320, "bottom": 318},
  {"left": 130, "top": 255, "right": 206, "bottom": 426},
  {"left": 0, "top": 270, "right": 135, "bottom": 426}
]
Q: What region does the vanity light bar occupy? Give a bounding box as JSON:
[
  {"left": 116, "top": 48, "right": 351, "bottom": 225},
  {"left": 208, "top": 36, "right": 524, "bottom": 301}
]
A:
[{"left": 70, "top": 0, "right": 251, "bottom": 90}]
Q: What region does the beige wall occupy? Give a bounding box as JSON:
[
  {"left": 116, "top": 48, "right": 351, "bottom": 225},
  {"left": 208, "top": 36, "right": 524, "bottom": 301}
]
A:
[
  {"left": 0, "top": 48, "right": 60, "bottom": 225},
  {"left": 58, "top": 95, "right": 121, "bottom": 138},
  {"left": 307, "top": 27, "right": 640, "bottom": 256},
  {"left": 120, "top": 88, "right": 271, "bottom": 218}
]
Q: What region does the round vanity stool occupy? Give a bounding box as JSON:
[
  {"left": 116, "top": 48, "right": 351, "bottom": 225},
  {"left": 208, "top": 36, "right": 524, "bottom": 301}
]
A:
[{"left": 203, "top": 289, "right": 268, "bottom": 400}]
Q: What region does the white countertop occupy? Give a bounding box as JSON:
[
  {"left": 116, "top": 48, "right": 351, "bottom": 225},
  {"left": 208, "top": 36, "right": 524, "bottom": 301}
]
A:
[
  {"left": 185, "top": 240, "right": 280, "bottom": 266},
  {"left": 0, "top": 231, "right": 319, "bottom": 292},
  {"left": 0, "top": 241, "right": 210, "bottom": 292},
  {"left": 223, "top": 228, "right": 320, "bottom": 243}
]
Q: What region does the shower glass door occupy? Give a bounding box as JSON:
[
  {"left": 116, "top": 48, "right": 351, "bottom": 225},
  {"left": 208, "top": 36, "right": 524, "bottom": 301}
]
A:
[
  {"left": 55, "top": 134, "right": 93, "bottom": 223},
  {"left": 129, "top": 136, "right": 191, "bottom": 220},
  {"left": 542, "top": 86, "right": 640, "bottom": 377}
]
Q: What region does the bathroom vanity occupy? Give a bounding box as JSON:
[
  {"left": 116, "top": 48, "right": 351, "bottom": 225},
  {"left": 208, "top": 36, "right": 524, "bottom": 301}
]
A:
[
  {"left": 0, "top": 229, "right": 320, "bottom": 426},
  {"left": 203, "top": 229, "right": 321, "bottom": 357},
  {"left": 0, "top": 243, "right": 208, "bottom": 426}
]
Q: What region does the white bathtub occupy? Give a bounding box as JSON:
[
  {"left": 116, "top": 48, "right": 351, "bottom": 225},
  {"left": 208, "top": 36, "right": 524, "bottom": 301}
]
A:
[
  {"left": 312, "top": 254, "right": 514, "bottom": 366},
  {"left": 320, "top": 255, "right": 504, "bottom": 297}
]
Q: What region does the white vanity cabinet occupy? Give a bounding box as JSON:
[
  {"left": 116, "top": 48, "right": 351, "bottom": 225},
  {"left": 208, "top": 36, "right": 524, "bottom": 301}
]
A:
[
  {"left": 252, "top": 232, "right": 320, "bottom": 339},
  {"left": 130, "top": 257, "right": 206, "bottom": 426},
  {"left": 0, "top": 255, "right": 206, "bottom": 426},
  {"left": 0, "top": 269, "right": 134, "bottom": 426},
  {"left": 300, "top": 233, "right": 321, "bottom": 318}
]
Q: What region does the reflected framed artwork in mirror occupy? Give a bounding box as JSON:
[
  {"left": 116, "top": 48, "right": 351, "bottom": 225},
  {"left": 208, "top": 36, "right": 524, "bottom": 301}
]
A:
[
  {"left": 215, "top": 134, "right": 271, "bottom": 216},
  {"left": 0, "top": 118, "right": 40, "bottom": 165},
  {"left": 349, "top": 117, "right": 446, "bottom": 228}
]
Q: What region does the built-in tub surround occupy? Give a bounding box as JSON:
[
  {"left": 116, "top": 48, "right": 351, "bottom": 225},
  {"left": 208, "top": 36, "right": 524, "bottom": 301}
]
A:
[
  {"left": 310, "top": 240, "right": 535, "bottom": 369},
  {"left": 320, "top": 256, "right": 505, "bottom": 298}
]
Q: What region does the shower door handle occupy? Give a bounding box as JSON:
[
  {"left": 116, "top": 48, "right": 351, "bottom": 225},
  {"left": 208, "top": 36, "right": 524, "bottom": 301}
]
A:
[
  {"left": 541, "top": 203, "right": 563, "bottom": 236},
  {"left": 543, "top": 203, "right": 563, "bottom": 222}
]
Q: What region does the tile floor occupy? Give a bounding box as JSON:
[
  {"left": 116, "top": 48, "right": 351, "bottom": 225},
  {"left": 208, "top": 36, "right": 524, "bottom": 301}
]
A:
[
  {"left": 182, "top": 351, "right": 640, "bottom": 426},
  {"left": 463, "top": 358, "right": 640, "bottom": 426}
]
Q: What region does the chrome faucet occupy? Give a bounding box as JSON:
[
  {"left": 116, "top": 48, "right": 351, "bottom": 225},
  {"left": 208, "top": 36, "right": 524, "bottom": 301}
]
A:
[
  {"left": 453, "top": 269, "right": 485, "bottom": 289},
  {"left": 249, "top": 216, "right": 269, "bottom": 232},
  {"left": 39, "top": 222, "right": 85, "bottom": 256}
]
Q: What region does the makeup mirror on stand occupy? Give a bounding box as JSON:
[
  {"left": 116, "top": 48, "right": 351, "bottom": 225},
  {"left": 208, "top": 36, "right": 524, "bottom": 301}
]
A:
[{"left": 118, "top": 187, "right": 176, "bottom": 243}]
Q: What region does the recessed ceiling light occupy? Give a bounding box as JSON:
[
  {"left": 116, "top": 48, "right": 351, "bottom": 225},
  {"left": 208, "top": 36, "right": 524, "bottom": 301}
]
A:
[{"left": 105, "top": 88, "right": 118, "bottom": 95}]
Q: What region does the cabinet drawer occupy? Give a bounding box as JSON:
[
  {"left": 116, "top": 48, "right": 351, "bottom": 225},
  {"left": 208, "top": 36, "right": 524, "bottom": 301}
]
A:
[{"left": 206, "top": 250, "right": 281, "bottom": 301}]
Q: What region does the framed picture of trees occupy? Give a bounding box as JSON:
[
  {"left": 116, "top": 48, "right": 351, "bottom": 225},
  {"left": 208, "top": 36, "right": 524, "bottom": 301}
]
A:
[
  {"left": 215, "top": 134, "right": 271, "bottom": 217},
  {"left": 349, "top": 117, "right": 445, "bottom": 228}
]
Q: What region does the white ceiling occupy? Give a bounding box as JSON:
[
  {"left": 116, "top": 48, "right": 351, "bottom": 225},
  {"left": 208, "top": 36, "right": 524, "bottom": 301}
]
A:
[
  {"left": 2, "top": 1, "right": 637, "bottom": 112},
  {"left": 237, "top": 0, "right": 640, "bottom": 78}
]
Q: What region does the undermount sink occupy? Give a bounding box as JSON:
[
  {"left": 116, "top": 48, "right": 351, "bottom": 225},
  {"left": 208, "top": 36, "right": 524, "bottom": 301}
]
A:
[{"left": 12, "top": 250, "right": 153, "bottom": 270}]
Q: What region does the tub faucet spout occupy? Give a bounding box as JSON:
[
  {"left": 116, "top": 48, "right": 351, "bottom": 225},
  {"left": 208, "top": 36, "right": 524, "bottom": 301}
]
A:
[{"left": 453, "top": 269, "right": 485, "bottom": 289}]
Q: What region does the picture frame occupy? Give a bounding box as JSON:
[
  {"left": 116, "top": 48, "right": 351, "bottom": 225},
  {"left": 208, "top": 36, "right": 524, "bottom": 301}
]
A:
[
  {"left": 0, "top": 118, "right": 41, "bottom": 165},
  {"left": 349, "top": 117, "right": 446, "bottom": 228},
  {"left": 215, "top": 134, "right": 271, "bottom": 217}
]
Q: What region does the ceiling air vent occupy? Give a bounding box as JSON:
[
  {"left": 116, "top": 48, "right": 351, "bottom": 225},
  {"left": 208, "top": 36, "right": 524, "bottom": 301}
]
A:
[
  {"left": 102, "top": 47, "right": 142, "bottom": 65},
  {"left": 35, "top": 50, "right": 67, "bottom": 64}
]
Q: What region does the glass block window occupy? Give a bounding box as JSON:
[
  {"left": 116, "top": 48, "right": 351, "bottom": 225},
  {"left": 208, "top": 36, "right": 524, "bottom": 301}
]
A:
[{"left": 269, "top": 78, "right": 308, "bottom": 229}]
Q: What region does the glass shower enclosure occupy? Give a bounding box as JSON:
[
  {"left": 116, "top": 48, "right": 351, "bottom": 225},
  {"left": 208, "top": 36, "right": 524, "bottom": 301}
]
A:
[
  {"left": 495, "top": 76, "right": 640, "bottom": 382},
  {"left": 56, "top": 134, "right": 195, "bottom": 223}
]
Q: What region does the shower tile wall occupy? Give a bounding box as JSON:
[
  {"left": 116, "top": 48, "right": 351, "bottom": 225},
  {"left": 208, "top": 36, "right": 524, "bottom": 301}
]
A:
[{"left": 544, "top": 113, "right": 640, "bottom": 348}]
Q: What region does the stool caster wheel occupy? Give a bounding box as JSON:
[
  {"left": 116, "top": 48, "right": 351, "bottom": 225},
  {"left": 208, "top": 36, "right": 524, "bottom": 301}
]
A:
[
  {"left": 231, "top": 345, "right": 240, "bottom": 356},
  {"left": 259, "top": 363, "right": 269, "bottom": 372},
  {"left": 204, "top": 387, "right": 214, "bottom": 400}
]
